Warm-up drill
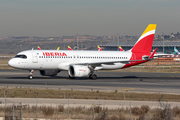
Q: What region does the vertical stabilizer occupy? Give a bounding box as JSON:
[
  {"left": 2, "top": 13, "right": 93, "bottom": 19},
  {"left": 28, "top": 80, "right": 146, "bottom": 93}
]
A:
[
  {"left": 57, "top": 47, "right": 60, "bottom": 50},
  {"left": 174, "top": 47, "right": 179, "bottom": 54},
  {"left": 130, "top": 24, "right": 156, "bottom": 53},
  {"left": 37, "top": 46, "right": 41, "bottom": 50},
  {"left": 119, "top": 46, "right": 124, "bottom": 51},
  {"left": 98, "top": 46, "right": 102, "bottom": 51},
  {"left": 68, "top": 46, "right": 73, "bottom": 50}
]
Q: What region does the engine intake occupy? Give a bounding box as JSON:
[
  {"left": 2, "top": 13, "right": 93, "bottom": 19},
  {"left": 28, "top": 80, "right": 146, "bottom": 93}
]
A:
[{"left": 68, "top": 65, "right": 90, "bottom": 77}]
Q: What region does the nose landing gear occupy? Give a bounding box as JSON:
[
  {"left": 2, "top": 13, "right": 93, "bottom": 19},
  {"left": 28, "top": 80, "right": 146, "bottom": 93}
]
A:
[{"left": 28, "top": 70, "right": 34, "bottom": 79}]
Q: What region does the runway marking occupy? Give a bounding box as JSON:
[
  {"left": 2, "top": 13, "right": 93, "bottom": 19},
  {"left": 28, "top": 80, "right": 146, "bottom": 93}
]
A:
[{"left": 118, "top": 88, "right": 135, "bottom": 91}]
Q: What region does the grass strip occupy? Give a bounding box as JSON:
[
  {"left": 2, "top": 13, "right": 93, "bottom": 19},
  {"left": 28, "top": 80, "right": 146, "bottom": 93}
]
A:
[{"left": 0, "top": 87, "right": 180, "bottom": 102}]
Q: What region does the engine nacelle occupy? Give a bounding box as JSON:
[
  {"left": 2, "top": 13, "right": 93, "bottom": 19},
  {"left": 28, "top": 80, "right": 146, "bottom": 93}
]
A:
[
  {"left": 68, "top": 65, "right": 90, "bottom": 77},
  {"left": 39, "top": 70, "right": 60, "bottom": 76}
]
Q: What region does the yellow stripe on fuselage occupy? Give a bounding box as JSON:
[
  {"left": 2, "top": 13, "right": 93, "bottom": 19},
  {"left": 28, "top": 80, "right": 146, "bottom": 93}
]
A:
[{"left": 141, "top": 24, "right": 156, "bottom": 37}]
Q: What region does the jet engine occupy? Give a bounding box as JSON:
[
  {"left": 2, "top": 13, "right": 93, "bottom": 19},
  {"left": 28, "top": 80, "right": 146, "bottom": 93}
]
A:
[
  {"left": 39, "top": 70, "right": 60, "bottom": 76},
  {"left": 68, "top": 65, "right": 90, "bottom": 77}
]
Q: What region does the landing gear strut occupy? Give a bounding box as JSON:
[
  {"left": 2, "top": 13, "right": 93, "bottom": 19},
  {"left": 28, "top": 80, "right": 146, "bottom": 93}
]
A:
[
  {"left": 28, "top": 70, "right": 34, "bottom": 79},
  {"left": 88, "top": 66, "right": 97, "bottom": 80}
]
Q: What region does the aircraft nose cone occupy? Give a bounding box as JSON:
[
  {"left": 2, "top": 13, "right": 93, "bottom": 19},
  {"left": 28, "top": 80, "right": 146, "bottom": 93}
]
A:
[{"left": 8, "top": 59, "right": 16, "bottom": 68}]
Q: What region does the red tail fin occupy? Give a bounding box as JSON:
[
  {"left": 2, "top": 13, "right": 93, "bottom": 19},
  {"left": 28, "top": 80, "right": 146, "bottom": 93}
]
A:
[
  {"left": 98, "top": 46, "right": 102, "bottom": 51},
  {"left": 131, "top": 24, "right": 156, "bottom": 53},
  {"left": 119, "top": 46, "right": 124, "bottom": 51},
  {"left": 37, "top": 46, "right": 41, "bottom": 50},
  {"left": 68, "top": 46, "right": 73, "bottom": 50}
]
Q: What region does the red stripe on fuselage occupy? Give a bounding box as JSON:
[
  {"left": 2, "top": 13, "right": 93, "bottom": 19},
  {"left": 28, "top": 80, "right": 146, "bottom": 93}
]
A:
[{"left": 123, "top": 52, "right": 151, "bottom": 68}]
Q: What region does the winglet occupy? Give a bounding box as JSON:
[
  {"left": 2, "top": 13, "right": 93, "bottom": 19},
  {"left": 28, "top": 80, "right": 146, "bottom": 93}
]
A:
[{"left": 149, "top": 48, "right": 158, "bottom": 59}]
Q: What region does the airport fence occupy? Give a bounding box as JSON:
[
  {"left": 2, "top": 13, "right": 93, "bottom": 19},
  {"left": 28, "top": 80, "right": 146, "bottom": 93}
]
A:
[
  {"left": 2, "top": 90, "right": 180, "bottom": 120},
  {"left": 142, "top": 58, "right": 180, "bottom": 66}
]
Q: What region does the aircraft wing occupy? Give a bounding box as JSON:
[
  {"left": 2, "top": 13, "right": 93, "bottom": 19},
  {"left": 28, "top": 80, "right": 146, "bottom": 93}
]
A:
[{"left": 70, "top": 59, "right": 147, "bottom": 66}]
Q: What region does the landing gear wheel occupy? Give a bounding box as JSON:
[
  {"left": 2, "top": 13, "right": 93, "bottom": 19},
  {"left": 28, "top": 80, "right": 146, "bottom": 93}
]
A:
[
  {"left": 28, "top": 70, "right": 34, "bottom": 79},
  {"left": 69, "top": 75, "right": 76, "bottom": 79},
  {"left": 89, "top": 74, "right": 97, "bottom": 80},
  {"left": 89, "top": 74, "right": 92, "bottom": 79},
  {"left": 28, "top": 75, "right": 33, "bottom": 79}
]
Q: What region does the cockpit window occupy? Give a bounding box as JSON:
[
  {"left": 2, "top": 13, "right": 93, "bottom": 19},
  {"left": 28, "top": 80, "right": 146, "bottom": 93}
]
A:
[{"left": 15, "top": 54, "right": 27, "bottom": 59}]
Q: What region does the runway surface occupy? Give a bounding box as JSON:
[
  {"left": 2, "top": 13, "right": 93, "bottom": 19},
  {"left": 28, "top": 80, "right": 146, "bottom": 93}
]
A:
[{"left": 0, "top": 69, "right": 180, "bottom": 94}]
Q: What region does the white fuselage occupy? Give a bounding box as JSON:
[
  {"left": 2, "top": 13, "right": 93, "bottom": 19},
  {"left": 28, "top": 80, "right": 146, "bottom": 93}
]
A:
[{"left": 8, "top": 50, "right": 132, "bottom": 70}]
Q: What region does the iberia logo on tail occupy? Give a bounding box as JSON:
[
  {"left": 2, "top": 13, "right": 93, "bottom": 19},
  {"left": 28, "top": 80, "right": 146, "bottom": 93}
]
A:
[
  {"left": 68, "top": 46, "right": 73, "bottom": 50},
  {"left": 131, "top": 24, "right": 156, "bottom": 53},
  {"left": 123, "top": 24, "right": 157, "bottom": 68},
  {"left": 119, "top": 46, "right": 124, "bottom": 51},
  {"left": 37, "top": 46, "right": 41, "bottom": 50},
  {"left": 98, "top": 46, "right": 102, "bottom": 51}
]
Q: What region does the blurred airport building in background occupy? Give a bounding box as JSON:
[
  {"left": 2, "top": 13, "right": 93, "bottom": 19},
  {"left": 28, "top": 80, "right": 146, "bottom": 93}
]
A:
[{"left": 99, "top": 40, "right": 180, "bottom": 54}]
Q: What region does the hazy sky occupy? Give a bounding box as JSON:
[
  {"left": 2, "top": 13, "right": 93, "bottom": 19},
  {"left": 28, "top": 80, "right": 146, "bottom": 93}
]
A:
[{"left": 0, "top": 0, "right": 180, "bottom": 37}]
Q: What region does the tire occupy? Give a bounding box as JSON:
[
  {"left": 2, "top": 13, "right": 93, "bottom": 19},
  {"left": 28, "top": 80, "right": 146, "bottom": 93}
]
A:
[
  {"left": 89, "top": 74, "right": 92, "bottom": 79},
  {"left": 28, "top": 75, "right": 33, "bottom": 79},
  {"left": 90, "top": 74, "right": 97, "bottom": 80},
  {"left": 69, "top": 75, "right": 76, "bottom": 79}
]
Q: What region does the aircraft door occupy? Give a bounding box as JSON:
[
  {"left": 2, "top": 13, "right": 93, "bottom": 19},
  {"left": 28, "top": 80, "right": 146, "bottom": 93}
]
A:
[
  {"left": 73, "top": 55, "right": 76, "bottom": 61},
  {"left": 32, "top": 52, "right": 38, "bottom": 63},
  {"left": 77, "top": 55, "right": 80, "bottom": 61},
  {"left": 73, "top": 55, "right": 79, "bottom": 61}
]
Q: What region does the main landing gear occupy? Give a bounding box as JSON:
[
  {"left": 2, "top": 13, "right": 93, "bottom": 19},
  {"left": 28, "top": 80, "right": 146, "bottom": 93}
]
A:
[
  {"left": 88, "top": 65, "right": 97, "bottom": 80},
  {"left": 69, "top": 75, "right": 76, "bottom": 79},
  {"left": 89, "top": 74, "right": 97, "bottom": 80},
  {"left": 28, "top": 70, "right": 34, "bottom": 79}
]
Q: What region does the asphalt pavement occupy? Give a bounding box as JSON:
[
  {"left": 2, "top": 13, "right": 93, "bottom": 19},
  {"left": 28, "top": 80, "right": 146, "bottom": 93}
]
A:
[{"left": 0, "top": 69, "right": 180, "bottom": 94}]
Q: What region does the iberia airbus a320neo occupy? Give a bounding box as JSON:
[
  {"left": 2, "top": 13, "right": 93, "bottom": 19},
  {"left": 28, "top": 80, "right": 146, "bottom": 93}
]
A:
[{"left": 8, "top": 24, "right": 157, "bottom": 79}]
